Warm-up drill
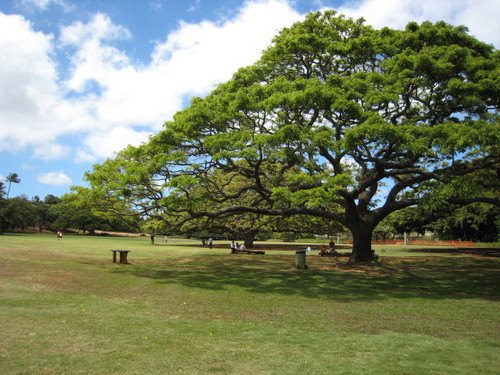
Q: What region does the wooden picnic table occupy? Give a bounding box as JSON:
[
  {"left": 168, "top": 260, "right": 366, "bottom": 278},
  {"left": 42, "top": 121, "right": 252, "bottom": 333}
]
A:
[{"left": 111, "top": 250, "right": 130, "bottom": 264}]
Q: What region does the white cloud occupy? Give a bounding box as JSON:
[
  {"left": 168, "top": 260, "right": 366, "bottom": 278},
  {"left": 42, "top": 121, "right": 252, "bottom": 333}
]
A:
[
  {"left": 38, "top": 171, "right": 73, "bottom": 186},
  {"left": 32, "top": 143, "right": 71, "bottom": 161},
  {"left": 0, "top": 13, "right": 63, "bottom": 150},
  {"left": 16, "top": 0, "right": 69, "bottom": 11},
  {"left": 60, "top": 12, "right": 131, "bottom": 45},
  {"left": 0, "top": 0, "right": 298, "bottom": 164},
  {"left": 0, "top": 11, "right": 133, "bottom": 159},
  {"left": 188, "top": 0, "right": 202, "bottom": 13},
  {"left": 0, "top": 0, "right": 498, "bottom": 169},
  {"left": 151, "top": 0, "right": 301, "bottom": 96},
  {"left": 83, "top": 126, "right": 153, "bottom": 159},
  {"left": 150, "top": 2, "right": 163, "bottom": 13},
  {"left": 57, "top": 0, "right": 302, "bottom": 157},
  {"left": 16, "top": 0, "right": 52, "bottom": 9},
  {"left": 60, "top": 13, "right": 132, "bottom": 93},
  {"left": 21, "top": 163, "right": 36, "bottom": 170},
  {"left": 74, "top": 148, "right": 99, "bottom": 163},
  {"left": 337, "top": 0, "right": 499, "bottom": 47}
]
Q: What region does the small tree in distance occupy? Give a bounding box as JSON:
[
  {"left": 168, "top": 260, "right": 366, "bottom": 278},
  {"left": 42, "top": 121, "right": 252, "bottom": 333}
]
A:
[
  {"left": 0, "top": 181, "right": 6, "bottom": 199},
  {"left": 6, "top": 173, "right": 21, "bottom": 199}
]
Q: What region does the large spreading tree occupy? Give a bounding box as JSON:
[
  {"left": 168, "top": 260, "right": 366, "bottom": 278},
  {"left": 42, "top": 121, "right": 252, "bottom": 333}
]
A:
[{"left": 86, "top": 11, "right": 499, "bottom": 262}]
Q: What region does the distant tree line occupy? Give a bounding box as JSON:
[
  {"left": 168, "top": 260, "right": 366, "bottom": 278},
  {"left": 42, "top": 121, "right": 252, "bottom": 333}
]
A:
[
  {"left": 0, "top": 172, "right": 141, "bottom": 234},
  {"left": 0, "top": 192, "right": 141, "bottom": 235},
  {"left": 0, "top": 182, "right": 496, "bottom": 242}
]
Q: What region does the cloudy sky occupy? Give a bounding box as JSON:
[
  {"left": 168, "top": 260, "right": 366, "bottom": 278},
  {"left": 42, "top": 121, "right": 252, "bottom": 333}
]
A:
[{"left": 1, "top": 0, "right": 498, "bottom": 200}]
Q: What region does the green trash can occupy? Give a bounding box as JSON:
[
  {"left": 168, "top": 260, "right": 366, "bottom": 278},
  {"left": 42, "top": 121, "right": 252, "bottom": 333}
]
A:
[{"left": 295, "top": 250, "right": 307, "bottom": 269}]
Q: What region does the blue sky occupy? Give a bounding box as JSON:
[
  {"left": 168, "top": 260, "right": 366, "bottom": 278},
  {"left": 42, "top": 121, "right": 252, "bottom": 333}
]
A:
[{"left": 1, "top": 0, "right": 499, "bottom": 200}]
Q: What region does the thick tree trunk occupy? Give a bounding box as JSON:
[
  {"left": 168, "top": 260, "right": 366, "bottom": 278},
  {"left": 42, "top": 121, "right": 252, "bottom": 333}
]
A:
[
  {"left": 348, "top": 224, "right": 376, "bottom": 263},
  {"left": 243, "top": 231, "right": 256, "bottom": 248}
]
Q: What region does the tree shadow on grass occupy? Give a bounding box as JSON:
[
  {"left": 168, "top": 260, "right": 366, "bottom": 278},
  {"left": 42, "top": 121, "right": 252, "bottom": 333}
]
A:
[
  {"left": 408, "top": 247, "right": 500, "bottom": 257},
  {"left": 114, "top": 254, "right": 500, "bottom": 302}
]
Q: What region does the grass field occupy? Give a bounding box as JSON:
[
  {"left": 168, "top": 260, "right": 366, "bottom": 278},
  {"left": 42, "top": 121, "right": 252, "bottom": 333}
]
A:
[{"left": 0, "top": 233, "right": 498, "bottom": 375}]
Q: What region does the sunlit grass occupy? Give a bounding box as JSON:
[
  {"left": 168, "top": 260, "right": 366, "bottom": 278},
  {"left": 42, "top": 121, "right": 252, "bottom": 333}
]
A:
[{"left": 1, "top": 233, "right": 498, "bottom": 374}]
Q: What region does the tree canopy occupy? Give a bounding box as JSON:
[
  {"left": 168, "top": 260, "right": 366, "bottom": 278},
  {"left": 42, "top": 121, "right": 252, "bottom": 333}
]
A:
[{"left": 86, "top": 11, "right": 499, "bottom": 262}]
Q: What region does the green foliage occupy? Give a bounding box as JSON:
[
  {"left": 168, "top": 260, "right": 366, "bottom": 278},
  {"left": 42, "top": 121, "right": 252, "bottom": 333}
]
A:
[
  {"left": 84, "top": 10, "right": 499, "bottom": 262},
  {"left": 0, "top": 190, "right": 140, "bottom": 234},
  {"left": 0, "top": 181, "right": 6, "bottom": 199},
  {"left": 278, "top": 231, "right": 298, "bottom": 242},
  {"left": 383, "top": 200, "right": 499, "bottom": 243},
  {"left": 0, "top": 196, "right": 35, "bottom": 230},
  {"left": 53, "top": 190, "right": 141, "bottom": 233},
  {"left": 429, "top": 204, "right": 499, "bottom": 242}
]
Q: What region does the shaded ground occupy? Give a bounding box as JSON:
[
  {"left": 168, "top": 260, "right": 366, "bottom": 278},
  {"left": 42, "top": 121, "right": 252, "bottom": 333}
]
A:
[
  {"left": 408, "top": 247, "right": 500, "bottom": 258},
  {"left": 202, "top": 243, "right": 352, "bottom": 252},
  {"left": 250, "top": 243, "right": 352, "bottom": 251},
  {"left": 202, "top": 243, "right": 499, "bottom": 258}
]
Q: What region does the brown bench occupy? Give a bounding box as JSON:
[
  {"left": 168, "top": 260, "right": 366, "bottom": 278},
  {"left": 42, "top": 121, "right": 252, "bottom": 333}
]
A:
[
  {"left": 111, "top": 250, "right": 130, "bottom": 264},
  {"left": 232, "top": 249, "right": 265, "bottom": 255}
]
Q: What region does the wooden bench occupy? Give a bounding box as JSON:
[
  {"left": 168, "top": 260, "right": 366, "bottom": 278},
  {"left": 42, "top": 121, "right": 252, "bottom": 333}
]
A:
[
  {"left": 111, "top": 250, "right": 130, "bottom": 264},
  {"left": 318, "top": 252, "right": 350, "bottom": 257},
  {"left": 232, "top": 249, "right": 265, "bottom": 255}
]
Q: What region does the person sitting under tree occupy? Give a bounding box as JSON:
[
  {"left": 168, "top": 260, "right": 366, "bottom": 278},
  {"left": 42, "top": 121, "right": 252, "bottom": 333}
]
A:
[
  {"left": 320, "top": 245, "right": 328, "bottom": 256},
  {"left": 329, "top": 241, "right": 337, "bottom": 256},
  {"left": 230, "top": 241, "right": 237, "bottom": 253}
]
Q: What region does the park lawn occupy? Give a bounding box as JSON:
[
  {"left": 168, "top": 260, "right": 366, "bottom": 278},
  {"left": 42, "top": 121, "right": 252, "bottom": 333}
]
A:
[{"left": 0, "top": 233, "right": 498, "bottom": 374}]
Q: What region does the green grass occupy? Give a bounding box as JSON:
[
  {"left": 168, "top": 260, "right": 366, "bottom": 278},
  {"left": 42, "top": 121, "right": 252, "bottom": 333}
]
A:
[{"left": 1, "top": 233, "right": 499, "bottom": 374}]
